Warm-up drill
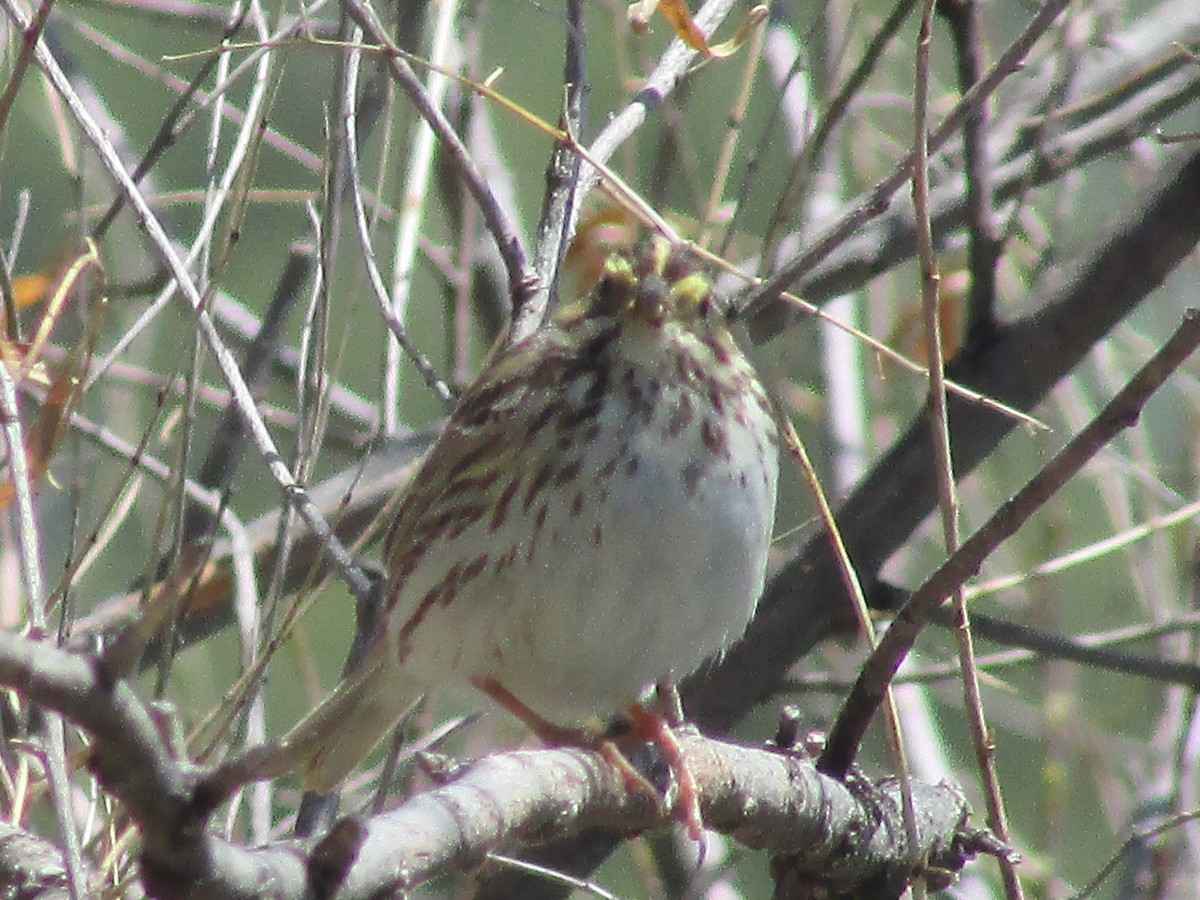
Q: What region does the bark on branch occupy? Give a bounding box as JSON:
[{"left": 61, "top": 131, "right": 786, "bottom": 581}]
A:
[{"left": 0, "top": 630, "right": 988, "bottom": 898}]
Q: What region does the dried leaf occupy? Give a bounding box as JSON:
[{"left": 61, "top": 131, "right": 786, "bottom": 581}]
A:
[{"left": 627, "top": 1, "right": 768, "bottom": 60}]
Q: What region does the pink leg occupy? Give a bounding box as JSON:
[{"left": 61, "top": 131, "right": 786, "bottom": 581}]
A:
[{"left": 627, "top": 704, "right": 703, "bottom": 841}]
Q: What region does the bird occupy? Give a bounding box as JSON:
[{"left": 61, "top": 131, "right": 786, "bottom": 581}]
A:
[{"left": 278, "top": 240, "right": 779, "bottom": 832}]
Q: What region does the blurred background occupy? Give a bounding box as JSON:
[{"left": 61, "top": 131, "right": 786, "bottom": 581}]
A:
[{"left": 2, "top": 0, "right": 1200, "bottom": 896}]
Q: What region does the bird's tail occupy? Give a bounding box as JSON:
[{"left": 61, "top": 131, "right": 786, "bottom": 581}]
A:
[{"left": 278, "top": 641, "right": 421, "bottom": 793}]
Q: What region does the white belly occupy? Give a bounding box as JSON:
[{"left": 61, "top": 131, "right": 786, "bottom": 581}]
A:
[{"left": 393, "top": 368, "right": 779, "bottom": 725}]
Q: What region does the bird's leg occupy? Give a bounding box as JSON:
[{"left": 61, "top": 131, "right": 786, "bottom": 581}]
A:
[
  {"left": 470, "top": 676, "right": 701, "bottom": 837},
  {"left": 469, "top": 675, "right": 660, "bottom": 801},
  {"left": 626, "top": 702, "right": 703, "bottom": 841},
  {"left": 653, "top": 678, "right": 686, "bottom": 726},
  {"left": 469, "top": 675, "right": 584, "bottom": 744}
]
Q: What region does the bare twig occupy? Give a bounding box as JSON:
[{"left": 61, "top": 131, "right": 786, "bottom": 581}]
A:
[
  {"left": 744, "top": 0, "right": 1073, "bottom": 319},
  {"left": 381, "top": 0, "right": 460, "bottom": 427},
  {"left": 939, "top": 0, "right": 1001, "bottom": 346},
  {"left": 525, "top": 0, "right": 587, "bottom": 345},
  {"left": 0, "top": 0, "right": 53, "bottom": 136},
  {"left": 340, "top": 0, "right": 538, "bottom": 320},
  {"left": 5, "top": 0, "right": 375, "bottom": 603},
  {"left": 342, "top": 27, "right": 455, "bottom": 410},
  {"left": 822, "top": 308, "right": 1200, "bottom": 777}
]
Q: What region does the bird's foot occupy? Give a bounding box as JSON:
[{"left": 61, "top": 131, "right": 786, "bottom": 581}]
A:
[{"left": 470, "top": 676, "right": 700, "bottom": 838}]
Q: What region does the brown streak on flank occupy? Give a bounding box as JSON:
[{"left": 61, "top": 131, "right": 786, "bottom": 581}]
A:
[
  {"left": 397, "top": 581, "right": 443, "bottom": 642},
  {"left": 446, "top": 440, "right": 499, "bottom": 481},
  {"left": 666, "top": 394, "right": 694, "bottom": 438},
  {"left": 394, "top": 540, "right": 425, "bottom": 575},
  {"left": 701, "top": 418, "right": 727, "bottom": 457},
  {"left": 554, "top": 458, "right": 582, "bottom": 486},
  {"left": 682, "top": 460, "right": 703, "bottom": 497},
  {"left": 638, "top": 396, "right": 655, "bottom": 425},
  {"left": 490, "top": 479, "right": 521, "bottom": 531},
  {"left": 454, "top": 379, "right": 510, "bottom": 428},
  {"left": 447, "top": 504, "right": 487, "bottom": 540},
  {"left": 462, "top": 554, "right": 488, "bottom": 584},
  {"left": 675, "top": 351, "right": 691, "bottom": 384},
  {"left": 493, "top": 546, "right": 518, "bottom": 573},
  {"left": 527, "top": 352, "right": 566, "bottom": 390},
  {"left": 596, "top": 456, "right": 619, "bottom": 484},
  {"left": 563, "top": 326, "right": 618, "bottom": 383},
  {"left": 593, "top": 522, "right": 604, "bottom": 546},
  {"left": 526, "top": 525, "right": 542, "bottom": 565},
  {"left": 707, "top": 332, "right": 733, "bottom": 366},
  {"left": 524, "top": 461, "right": 556, "bottom": 512},
  {"left": 570, "top": 491, "right": 585, "bottom": 517},
  {"left": 436, "top": 571, "right": 459, "bottom": 607},
  {"left": 418, "top": 508, "right": 459, "bottom": 544},
  {"left": 621, "top": 367, "right": 654, "bottom": 424},
  {"left": 525, "top": 399, "right": 558, "bottom": 437},
  {"left": 453, "top": 467, "right": 501, "bottom": 498},
  {"left": 708, "top": 382, "right": 726, "bottom": 415},
  {"left": 533, "top": 503, "right": 549, "bottom": 536}
]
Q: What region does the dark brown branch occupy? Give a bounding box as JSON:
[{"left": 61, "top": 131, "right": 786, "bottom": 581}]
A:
[
  {"left": 940, "top": 0, "right": 1002, "bottom": 346},
  {"left": 689, "top": 147, "right": 1200, "bottom": 738},
  {"left": 822, "top": 308, "right": 1200, "bottom": 777},
  {"left": 747, "top": 32, "right": 1200, "bottom": 335}
]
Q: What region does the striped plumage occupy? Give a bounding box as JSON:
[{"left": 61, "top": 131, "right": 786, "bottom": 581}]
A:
[{"left": 291, "top": 243, "right": 779, "bottom": 791}]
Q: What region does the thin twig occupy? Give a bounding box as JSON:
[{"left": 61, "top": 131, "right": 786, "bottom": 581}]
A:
[
  {"left": 0, "top": 0, "right": 54, "bottom": 137},
  {"left": 907, "top": 2, "right": 946, "bottom": 886},
  {"left": 697, "top": 13, "right": 766, "bottom": 250},
  {"left": 0, "top": 361, "right": 88, "bottom": 899},
  {"left": 939, "top": 0, "right": 1001, "bottom": 347},
  {"left": 383, "top": 0, "right": 460, "bottom": 428},
  {"left": 341, "top": 0, "right": 538, "bottom": 319},
  {"left": 524, "top": 0, "right": 587, "bottom": 345},
  {"left": 3, "top": 0, "right": 374, "bottom": 603},
  {"left": 912, "top": 1, "right": 1020, "bottom": 893},
  {"left": 821, "top": 308, "right": 1200, "bottom": 777},
  {"left": 341, "top": 27, "right": 455, "bottom": 410},
  {"left": 744, "top": 0, "right": 1072, "bottom": 317}
]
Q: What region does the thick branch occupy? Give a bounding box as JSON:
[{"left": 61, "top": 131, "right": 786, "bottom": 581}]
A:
[
  {"left": 0, "top": 629, "right": 981, "bottom": 898},
  {"left": 0, "top": 822, "right": 78, "bottom": 900},
  {"left": 175, "top": 737, "right": 977, "bottom": 899}
]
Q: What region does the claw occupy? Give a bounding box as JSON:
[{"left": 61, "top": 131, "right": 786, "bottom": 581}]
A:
[
  {"left": 627, "top": 704, "right": 703, "bottom": 841},
  {"left": 471, "top": 676, "right": 703, "bottom": 840}
]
